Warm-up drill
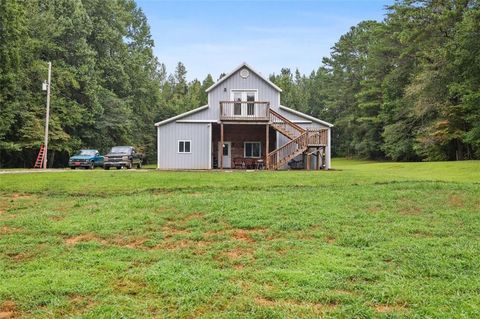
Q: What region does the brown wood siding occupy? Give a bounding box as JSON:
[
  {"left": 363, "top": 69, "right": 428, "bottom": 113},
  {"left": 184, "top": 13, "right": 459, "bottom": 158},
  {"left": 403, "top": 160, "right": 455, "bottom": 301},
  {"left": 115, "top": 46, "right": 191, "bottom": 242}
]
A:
[{"left": 212, "top": 124, "right": 276, "bottom": 164}]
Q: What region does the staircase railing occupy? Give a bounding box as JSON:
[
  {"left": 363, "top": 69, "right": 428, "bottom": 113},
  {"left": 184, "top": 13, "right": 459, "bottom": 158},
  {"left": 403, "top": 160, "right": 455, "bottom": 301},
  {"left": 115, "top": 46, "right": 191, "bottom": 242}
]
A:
[
  {"left": 267, "top": 132, "right": 308, "bottom": 170},
  {"left": 307, "top": 129, "right": 328, "bottom": 145},
  {"left": 267, "top": 109, "right": 329, "bottom": 170},
  {"left": 269, "top": 109, "right": 305, "bottom": 139}
]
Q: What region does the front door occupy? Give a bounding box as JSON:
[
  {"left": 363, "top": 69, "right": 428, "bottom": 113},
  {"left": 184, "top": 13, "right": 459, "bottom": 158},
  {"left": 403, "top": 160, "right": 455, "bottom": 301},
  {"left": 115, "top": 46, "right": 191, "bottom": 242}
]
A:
[{"left": 218, "top": 141, "right": 231, "bottom": 168}]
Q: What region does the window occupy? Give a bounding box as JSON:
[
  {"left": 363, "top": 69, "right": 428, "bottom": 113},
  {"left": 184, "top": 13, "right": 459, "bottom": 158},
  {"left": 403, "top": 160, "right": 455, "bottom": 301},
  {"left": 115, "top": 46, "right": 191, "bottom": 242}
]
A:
[
  {"left": 223, "top": 143, "right": 229, "bottom": 156},
  {"left": 247, "top": 93, "right": 255, "bottom": 116},
  {"left": 244, "top": 142, "right": 261, "bottom": 158},
  {"left": 178, "top": 140, "right": 191, "bottom": 153},
  {"left": 231, "top": 90, "right": 257, "bottom": 116},
  {"left": 233, "top": 92, "right": 242, "bottom": 115}
]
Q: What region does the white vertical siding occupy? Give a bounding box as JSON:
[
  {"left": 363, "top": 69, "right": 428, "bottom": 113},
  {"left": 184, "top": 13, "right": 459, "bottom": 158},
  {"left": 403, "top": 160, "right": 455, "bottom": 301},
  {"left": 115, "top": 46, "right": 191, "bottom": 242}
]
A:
[
  {"left": 326, "top": 128, "right": 331, "bottom": 170},
  {"left": 186, "top": 67, "right": 280, "bottom": 121},
  {"left": 157, "top": 122, "right": 210, "bottom": 169}
]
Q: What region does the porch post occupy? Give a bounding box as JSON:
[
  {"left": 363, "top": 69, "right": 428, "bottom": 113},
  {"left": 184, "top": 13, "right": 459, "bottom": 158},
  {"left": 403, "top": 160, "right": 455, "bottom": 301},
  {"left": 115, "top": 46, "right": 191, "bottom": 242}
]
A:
[
  {"left": 265, "top": 124, "right": 269, "bottom": 170},
  {"left": 220, "top": 123, "right": 224, "bottom": 169},
  {"left": 326, "top": 128, "right": 331, "bottom": 170},
  {"left": 306, "top": 149, "right": 311, "bottom": 170},
  {"left": 316, "top": 147, "right": 321, "bottom": 170}
]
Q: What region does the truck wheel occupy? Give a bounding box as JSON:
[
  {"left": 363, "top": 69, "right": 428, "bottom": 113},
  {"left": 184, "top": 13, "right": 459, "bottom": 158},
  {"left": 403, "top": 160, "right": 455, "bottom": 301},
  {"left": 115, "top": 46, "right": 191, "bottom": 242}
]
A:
[
  {"left": 116, "top": 166, "right": 122, "bottom": 170},
  {"left": 90, "top": 162, "right": 95, "bottom": 169},
  {"left": 71, "top": 167, "right": 76, "bottom": 170},
  {"left": 127, "top": 162, "right": 132, "bottom": 169}
]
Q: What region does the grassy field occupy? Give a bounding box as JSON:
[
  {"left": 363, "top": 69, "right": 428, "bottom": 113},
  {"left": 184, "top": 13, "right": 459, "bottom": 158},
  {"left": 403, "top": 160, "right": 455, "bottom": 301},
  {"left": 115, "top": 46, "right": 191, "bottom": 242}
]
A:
[{"left": 0, "top": 159, "right": 479, "bottom": 318}]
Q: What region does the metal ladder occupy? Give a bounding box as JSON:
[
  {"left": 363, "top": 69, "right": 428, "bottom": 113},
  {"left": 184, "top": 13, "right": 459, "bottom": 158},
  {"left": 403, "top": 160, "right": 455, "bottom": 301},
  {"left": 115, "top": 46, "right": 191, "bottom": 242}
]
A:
[{"left": 34, "top": 144, "right": 46, "bottom": 169}]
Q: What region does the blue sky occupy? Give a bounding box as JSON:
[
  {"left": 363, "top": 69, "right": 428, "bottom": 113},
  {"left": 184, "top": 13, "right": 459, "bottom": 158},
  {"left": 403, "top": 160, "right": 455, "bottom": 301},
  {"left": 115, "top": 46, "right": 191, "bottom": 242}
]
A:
[{"left": 137, "top": 0, "right": 393, "bottom": 81}]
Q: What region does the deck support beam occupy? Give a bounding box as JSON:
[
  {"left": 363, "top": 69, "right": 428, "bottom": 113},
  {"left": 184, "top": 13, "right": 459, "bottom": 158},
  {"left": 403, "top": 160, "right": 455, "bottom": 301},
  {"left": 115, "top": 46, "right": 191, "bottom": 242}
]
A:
[
  {"left": 316, "top": 147, "right": 321, "bottom": 170},
  {"left": 220, "top": 123, "right": 224, "bottom": 169},
  {"left": 306, "top": 150, "right": 311, "bottom": 170}
]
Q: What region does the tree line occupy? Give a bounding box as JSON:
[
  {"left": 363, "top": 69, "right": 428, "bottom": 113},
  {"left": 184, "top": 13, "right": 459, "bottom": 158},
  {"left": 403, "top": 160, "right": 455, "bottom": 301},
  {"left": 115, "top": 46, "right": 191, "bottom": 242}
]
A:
[
  {"left": 1, "top": 0, "right": 479, "bottom": 167},
  {"left": 270, "top": 0, "right": 480, "bottom": 161},
  {"left": 0, "top": 0, "right": 213, "bottom": 167}
]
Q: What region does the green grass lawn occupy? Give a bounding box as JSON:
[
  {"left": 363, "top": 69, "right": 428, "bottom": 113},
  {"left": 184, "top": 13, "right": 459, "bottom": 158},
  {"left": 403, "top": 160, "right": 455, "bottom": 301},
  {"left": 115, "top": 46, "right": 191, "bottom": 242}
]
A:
[{"left": 1, "top": 159, "right": 479, "bottom": 318}]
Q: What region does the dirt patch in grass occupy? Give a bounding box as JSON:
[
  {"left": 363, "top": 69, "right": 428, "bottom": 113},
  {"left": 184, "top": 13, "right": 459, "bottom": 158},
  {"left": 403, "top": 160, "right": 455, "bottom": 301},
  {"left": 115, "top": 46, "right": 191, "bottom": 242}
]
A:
[
  {"left": 218, "top": 247, "right": 255, "bottom": 261},
  {"left": 226, "top": 248, "right": 253, "bottom": 259},
  {"left": 0, "top": 300, "right": 16, "bottom": 319},
  {"left": 162, "top": 224, "right": 191, "bottom": 238},
  {"left": 231, "top": 229, "right": 255, "bottom": 243},
  {"left": 412, "top": 229, "right": 432, "bottom": 237},
  {"left": 65, "top": 233, "right": 107, "bottom": 246},
  {"left": 448, "top": 195, "right": 464, "bottom": 208},
  {"left": 65, "top": 294, "right": 97, "bottom": 317},
  {"left": 160, "top": 212, "right": 205, "bottom": 237},
  {"left": 0, "top": 226, "right": 21, "bottom": 235},
  {"left": 186, "top": 192, "right": 203, "bottom": 197},
  {"left": 367, "top": 204, "right": 382, "bottom": 213},
  {"left": 66, "top": 233, "right": 153, "bottom": 250},
  {"left": 10, "top": 193, "right": 32, "bottom": 200},
  {"left": 397, "top": 198, "right": 423, "bottom": 215},
  {"left": 114, "top": 278, "right": 147, "bottom": 295},
  {"left": 111, "top": 236, "right": 149, "bottom": 249},
  {"left": 159, "top": 239, "right": 192, "bottom": 250},
  {"left": 206, "top": 227, "right": 269, "bottom": 243},
  {"left": 255, "top": 296, "right": 337, "bottom": 314},
  {"left": 155, "top": 238, "right": 212, "bottom": 255},
  {"left": 374, "top": 303, "right": 407, "bottom": 313},
  {"left": 49, "top": 215, "right": 65, "bottom": 221},
  {"left": 8, "top": 248, "right": 42, "bottom": 262},
  {"left": 325, "top": 235, "right": 336, "bottom": 244},
  {"left": 255, "top": 296, "right": 276, "bottom": 306}
]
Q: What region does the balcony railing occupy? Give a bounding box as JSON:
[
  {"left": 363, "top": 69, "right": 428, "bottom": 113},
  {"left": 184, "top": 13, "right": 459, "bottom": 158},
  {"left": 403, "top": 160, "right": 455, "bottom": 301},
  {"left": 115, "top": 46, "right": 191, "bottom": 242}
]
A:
[{"left": 220, "top": 101, "right": 270, "bottom": 121}]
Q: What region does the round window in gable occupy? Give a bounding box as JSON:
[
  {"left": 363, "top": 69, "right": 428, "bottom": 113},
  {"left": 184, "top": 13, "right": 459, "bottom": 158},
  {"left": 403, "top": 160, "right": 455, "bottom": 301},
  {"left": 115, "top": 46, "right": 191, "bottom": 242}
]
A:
[{"left": 240, "top": 68, "right": 250, "bottom": 79}]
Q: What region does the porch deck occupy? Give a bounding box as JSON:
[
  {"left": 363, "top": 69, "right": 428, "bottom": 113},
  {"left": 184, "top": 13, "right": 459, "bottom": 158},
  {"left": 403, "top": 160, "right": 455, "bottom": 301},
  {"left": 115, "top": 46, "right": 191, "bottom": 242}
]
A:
[{"left": 219, "top": 101, "right": 270, "bottom": 121}]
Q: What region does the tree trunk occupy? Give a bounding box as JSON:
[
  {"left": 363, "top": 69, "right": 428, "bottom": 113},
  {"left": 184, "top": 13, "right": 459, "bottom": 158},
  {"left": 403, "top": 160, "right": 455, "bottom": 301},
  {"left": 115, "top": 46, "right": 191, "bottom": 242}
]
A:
[
  {"left": 456, "top": 141, "right": 464, "bottom": 161},
  {"left": 49, "top": 150, "right": 55, "bottom": 168}
]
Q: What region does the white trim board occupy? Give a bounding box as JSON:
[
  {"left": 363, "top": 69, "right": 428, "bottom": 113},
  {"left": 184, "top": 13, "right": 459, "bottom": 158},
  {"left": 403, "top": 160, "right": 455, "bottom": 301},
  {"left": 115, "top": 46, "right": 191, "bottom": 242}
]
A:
[
  {"left": 176, "top": 120, "right": 217, "bottom": 123},
  {"left": 279, "top": 105, "right": 334, "bottom": 128},
  {"left": 292, "top": 120, "right": 313, "bottom": 124},
  {"left": 154, "top": 105, "right": 209, "bottom": 127},
  {"left": 205, "top": 62, "right": 282, "bottom": 93}
]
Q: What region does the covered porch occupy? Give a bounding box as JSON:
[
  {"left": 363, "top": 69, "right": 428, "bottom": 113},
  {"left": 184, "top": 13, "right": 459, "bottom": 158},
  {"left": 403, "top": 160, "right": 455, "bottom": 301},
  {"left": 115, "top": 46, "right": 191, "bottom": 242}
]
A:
[{"left": 211, "top": 123, "right": 276, "bottom": 169}]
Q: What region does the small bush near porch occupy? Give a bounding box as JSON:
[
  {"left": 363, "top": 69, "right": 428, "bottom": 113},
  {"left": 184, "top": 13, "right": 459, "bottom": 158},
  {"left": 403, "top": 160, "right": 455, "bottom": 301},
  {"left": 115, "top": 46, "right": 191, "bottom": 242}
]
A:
[{"left": 0, "top": 159, "right": 479, "bottom": 318}]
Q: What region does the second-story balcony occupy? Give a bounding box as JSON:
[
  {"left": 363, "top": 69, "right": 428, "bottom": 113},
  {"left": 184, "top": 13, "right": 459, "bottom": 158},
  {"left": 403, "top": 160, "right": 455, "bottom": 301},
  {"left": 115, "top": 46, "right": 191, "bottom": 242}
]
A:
[{"left": 220, "top": 101, "right": 270, "bottom": 121}]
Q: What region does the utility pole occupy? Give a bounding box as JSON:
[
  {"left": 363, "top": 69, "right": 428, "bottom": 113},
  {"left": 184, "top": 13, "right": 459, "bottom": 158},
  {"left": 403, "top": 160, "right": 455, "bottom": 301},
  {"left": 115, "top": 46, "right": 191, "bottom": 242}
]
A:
[{"left": 43, "top": 62, "right": 52, "bottom": 169}]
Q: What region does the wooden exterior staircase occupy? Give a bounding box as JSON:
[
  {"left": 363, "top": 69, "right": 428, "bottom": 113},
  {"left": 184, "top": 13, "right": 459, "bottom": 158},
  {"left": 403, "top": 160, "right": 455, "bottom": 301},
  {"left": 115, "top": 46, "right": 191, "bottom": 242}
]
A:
[{"left": 267, "top": 109, "right": 328, "bottom": 170}]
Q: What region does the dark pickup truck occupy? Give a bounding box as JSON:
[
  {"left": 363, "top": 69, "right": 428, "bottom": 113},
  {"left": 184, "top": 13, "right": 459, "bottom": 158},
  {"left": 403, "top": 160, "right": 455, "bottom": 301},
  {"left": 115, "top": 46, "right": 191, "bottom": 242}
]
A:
[{"left": 103, "top": 146, "right": 143, "bottom": 170}]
